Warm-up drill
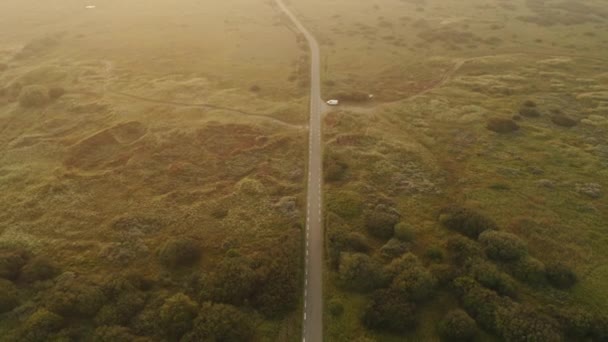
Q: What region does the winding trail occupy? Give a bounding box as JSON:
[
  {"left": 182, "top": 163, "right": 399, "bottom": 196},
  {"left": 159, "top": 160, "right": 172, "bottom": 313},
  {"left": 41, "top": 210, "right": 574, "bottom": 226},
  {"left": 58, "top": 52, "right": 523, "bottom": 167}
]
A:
[{"left": 274, "top": 0, "right": 325, "bottom": 341}]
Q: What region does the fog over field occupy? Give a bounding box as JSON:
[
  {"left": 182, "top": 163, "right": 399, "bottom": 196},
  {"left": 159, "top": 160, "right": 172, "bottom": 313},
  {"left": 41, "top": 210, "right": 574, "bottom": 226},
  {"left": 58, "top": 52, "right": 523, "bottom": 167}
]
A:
[{"left": 0, "top": 0, "right": 607, "bottom": 341}]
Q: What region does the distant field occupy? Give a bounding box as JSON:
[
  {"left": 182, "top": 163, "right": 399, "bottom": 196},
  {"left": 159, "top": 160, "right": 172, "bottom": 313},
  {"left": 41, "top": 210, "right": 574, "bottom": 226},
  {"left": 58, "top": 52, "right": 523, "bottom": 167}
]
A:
[
  {"left": 0, "top": 0, "right": 307, "bottom": 340},
  {"left": 288, "top": 0, "right": 608, "bottom": 340}
]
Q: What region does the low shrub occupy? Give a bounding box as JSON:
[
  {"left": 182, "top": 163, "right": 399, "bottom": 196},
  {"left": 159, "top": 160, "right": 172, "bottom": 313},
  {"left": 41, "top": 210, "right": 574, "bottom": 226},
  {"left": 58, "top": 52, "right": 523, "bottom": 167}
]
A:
[
  {"left": 446, "top": 236, "right": 483, "bottom": 265},
  {"left": 467, "top": 260, "right": 517, "bottom": 297},
  {"left": 158, "top": 238, "right": 200, "bottom": 268},
  {"left": 519, "top": 106, "right": 541, "bottom": 118},
  {"left": 92, "top": 326, "right": 141, "bottom": 342},
  {"left": 394, "top": 222, "right": 415, "bottom": 242},
  {"left": 486, "top": 118, "right": 520, "bottom": 133},
  {"left": 439, "top": 206, "right": 497, "bottom": 238},
  {"left": 182, "top": 302, "right": 253, "bottom": 341},
  {"left": 438, "top": 309, "right": 477, "bottom": 341},
  {"left": 362, "top": 289, "right": 417, "bottom": 333},
  {"left": 365, "top": 210, "right": 399, "bottom": 240},
  {"left": 425, "top": 245, "right": 444, "bottom": 262},
  {"left": 478, "top": 231, "right": 527, "bottom": 261},
  {"left": 160, "top": 293, "right": 198, "bottom": 338},
  {"left": 0, "top": 279, "right": 18, "bottom": 313},
  {"left": 509, "top": 257, "right": 546, "bottom": 285},
  {"left": 339, "top": 253, "right": 383, "bottom": 292},
  {"left": 495, "top": 304, "right": 561, "bottom": 342},
  {"left": 18, "top": 85, "right": 50, "bottom": 108},
  {"left": 551, "top": 114, "right": 578, "bottom": 127},
  {"left": 390, "top": 263, "right": 437, "bottom": 302},
  {"left": 452, "top": 277, "right": 508, "bottom": 332},
  {"left": 328, "top": 299, "right": 344, "bottom": 317},
  {"left": 0, "top": 247, "right": 29, "bottom": 280},
  {"left": 380, "top": 238, "right": 409, "bottom": 259},
  {"left": 20, "top": 257, "right": 59, "bottom": 283},
  {"left": 20, "top": 309, "right": 64, "bottom": 341},
  {"left": 48, "top": 87, "right": 65, "bottom": 100},
  {"left": 545, "top": 262, "right": 577, "bottom": 289},
  {"left": 552, "top": 306, "right": 594, "bottom": 338},
  {"left": 45, "top": 278, "right": 105, "bottom": 317}
]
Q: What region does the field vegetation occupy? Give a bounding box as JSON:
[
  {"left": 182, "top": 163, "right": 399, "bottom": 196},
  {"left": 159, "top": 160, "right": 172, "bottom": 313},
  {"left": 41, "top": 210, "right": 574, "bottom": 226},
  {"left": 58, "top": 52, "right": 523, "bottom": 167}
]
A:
[
  {"left": 288, "top": 0, "right": 608, "bottom": 340},
  {"left": 0, "top": 0, "right": 309, "bottom": 340}
]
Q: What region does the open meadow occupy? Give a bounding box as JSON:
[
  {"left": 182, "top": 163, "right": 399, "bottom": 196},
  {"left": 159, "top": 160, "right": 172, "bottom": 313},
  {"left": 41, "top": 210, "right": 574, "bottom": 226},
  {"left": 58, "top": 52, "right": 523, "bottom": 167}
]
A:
[
  {"left": 287, "top": 0, "right": 608, "bottom": 340},
  {"left": 0, "top": 0, "right": 309, "bottom": 340}
]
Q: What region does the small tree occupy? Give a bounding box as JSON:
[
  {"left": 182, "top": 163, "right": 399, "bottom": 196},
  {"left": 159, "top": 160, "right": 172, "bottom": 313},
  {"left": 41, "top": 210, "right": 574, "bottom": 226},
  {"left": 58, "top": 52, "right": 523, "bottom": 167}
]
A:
[
  {"left": 0, "top": 279, "right": 18, "bottom": 314},
  {"left": 495, "top": 304, "right": 561, "bottom": 342},
  {"left": 390, "top": 263, "right": 437, "bottom": 302},
  {"left": 20, "top": 309, "right": 64, "bottom": 341},
  {"left": 438, "top": 309, "right": 477, "bottom": 341}
]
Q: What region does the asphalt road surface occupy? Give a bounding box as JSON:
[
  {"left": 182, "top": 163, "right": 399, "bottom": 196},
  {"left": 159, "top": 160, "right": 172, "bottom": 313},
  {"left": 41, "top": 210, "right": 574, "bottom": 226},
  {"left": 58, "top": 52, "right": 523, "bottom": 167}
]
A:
[{"left": 274, "top": 0, "right": 324, "bottom": 341}]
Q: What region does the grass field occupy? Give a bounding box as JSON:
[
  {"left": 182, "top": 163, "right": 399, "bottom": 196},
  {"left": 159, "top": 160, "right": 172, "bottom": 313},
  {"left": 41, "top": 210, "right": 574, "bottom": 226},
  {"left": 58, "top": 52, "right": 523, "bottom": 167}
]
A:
[
  {"left": 287, "top": 0, "right": 608, "bottom": 340},
  {"left": 0, "top": 0, "right": 308, "bottom": 340}
]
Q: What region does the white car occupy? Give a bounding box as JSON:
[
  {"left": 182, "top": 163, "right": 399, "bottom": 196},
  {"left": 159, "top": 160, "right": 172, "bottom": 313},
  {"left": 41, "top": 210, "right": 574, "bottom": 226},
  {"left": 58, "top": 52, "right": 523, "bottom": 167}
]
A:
[{"left": 326, "top": 99, "right": 339, "bottom": 106}]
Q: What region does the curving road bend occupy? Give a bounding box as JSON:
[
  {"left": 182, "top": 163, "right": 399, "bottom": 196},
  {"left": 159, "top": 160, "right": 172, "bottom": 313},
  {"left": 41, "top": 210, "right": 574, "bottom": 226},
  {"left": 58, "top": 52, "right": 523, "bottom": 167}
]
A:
[{"left": 274, "top": 0, "right": 324, "bottom": 341}]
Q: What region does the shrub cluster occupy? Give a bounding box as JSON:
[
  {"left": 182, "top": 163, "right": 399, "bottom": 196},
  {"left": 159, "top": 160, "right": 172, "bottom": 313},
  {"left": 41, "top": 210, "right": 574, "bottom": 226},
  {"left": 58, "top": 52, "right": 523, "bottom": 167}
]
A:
[{"left": 365, "top": 209, "right": 399, "bottom": 240}]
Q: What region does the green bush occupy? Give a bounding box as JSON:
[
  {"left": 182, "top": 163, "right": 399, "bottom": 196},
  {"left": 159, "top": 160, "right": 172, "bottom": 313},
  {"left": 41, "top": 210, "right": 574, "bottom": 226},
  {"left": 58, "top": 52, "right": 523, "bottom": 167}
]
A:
[
  {"left": 365, "top": 210, "right": 399, "bottom": 240},
  {"left": 394, "top": 222, "right": 415, "bottom": 242},
  {"left": 0, "top": 279, "right": 18, "bottom": 313},
  {"left": 384, "top": 253, "right": 421, "bottom": 280},
  {"left": 327, "top": 191, "right": 363, "bottom": 219},
  {"left": 362, "top": 289, "right": 417, "bottom": 333},
  {"left": 327, "top": 225, "right": 371, "bottom": 270},
  {"left": 439, "top": 206, "right": 497, "bottom": 238},
  {"left": 438, "top": 309, "right": 477, "bottom": 341},
  {"left": 45, "top": 278, "right": 105, "bottom": 317},
  {"left": 380, "top": 238, "right": 409, "bottom": 259},
  {"left": 48, "top": 87, "right": 65, "bottom": 100},
  {"left": 95, "top": 289, "right": 146, "bottom": 326},
  {"left": 18, "top": 85, "right": 50, "bottom": 108},
  {"left": 182, "top": 302, "right": 253, "bottom": 342},
  {"left": 552, "top": 306, "right": 594, "bottom": 338},
  {"left": 592, "top": 313, "right": 608, "bottom": 341},
  {"left": 325, "top": 155, "right": 348, "bottom": 182},
  {"left": 446, "top": 236, "right": 483, "bottom": 265},
  {"left": 545, "top": 262, "right": 577, "bottom": 289},
  {"left": 467, "top": 260, "right": 517, "bottom": 298},
  {"left": 425, "top": 245, "right": 444, "bottom": 262},
  {"left": 452, "top": 277, "right": 508, "bottom": 332},
  {"left": 509, "top": 257, "right": 546, "bottom": 285},
  {"left": 251, "top": 233, "right": 299, "bottom": 317},
  {"left": 328, "top": 299, "right": 344, "bottom": 317},
  {"left": 158, "top": 238, "right": 200, "bottom": 268},
  {"left": 20, "top": 257, "right": 59, "bottom": 283},
  {"left": 486, "top": 117, "right": 520, "bottom": 133},
  {"left": 551, "top": 114, "right": 578, "bottom": 127},
  {"left": 20, "top": 309, "right": 64, "bottom": 341},
  {"left": 0, "top": 247, "right": 29, "bottom": 280},
  {"left": 519, "top": 106, "right": 541, "bottom": 118},
  {"left": 390, "top": 263, "right": 437, "bottom": 302},
  {"left": 495, "top": 304, "right": 561, "bottom": 342},
  {"left": 210, "top": 257, "right": 257, "bottom": 305},
  {"left": 339, "top": 253, "right": 383, "bottom": 292},
  {"left": 160, "top": 293, "right": 198, "bottom": 338},
  {"left": 478, "top": 231, "right": 527, "bottom": 261},
  {"left": 92, "top": 326, "right": 140, "bottom": 342}
]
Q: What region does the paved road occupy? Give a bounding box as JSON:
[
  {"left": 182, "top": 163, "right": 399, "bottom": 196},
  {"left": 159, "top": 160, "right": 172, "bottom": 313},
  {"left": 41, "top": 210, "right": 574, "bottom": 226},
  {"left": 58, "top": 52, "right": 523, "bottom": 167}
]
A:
[{"left": 274, "top": 0, "right": 324, "bottom": 341}]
